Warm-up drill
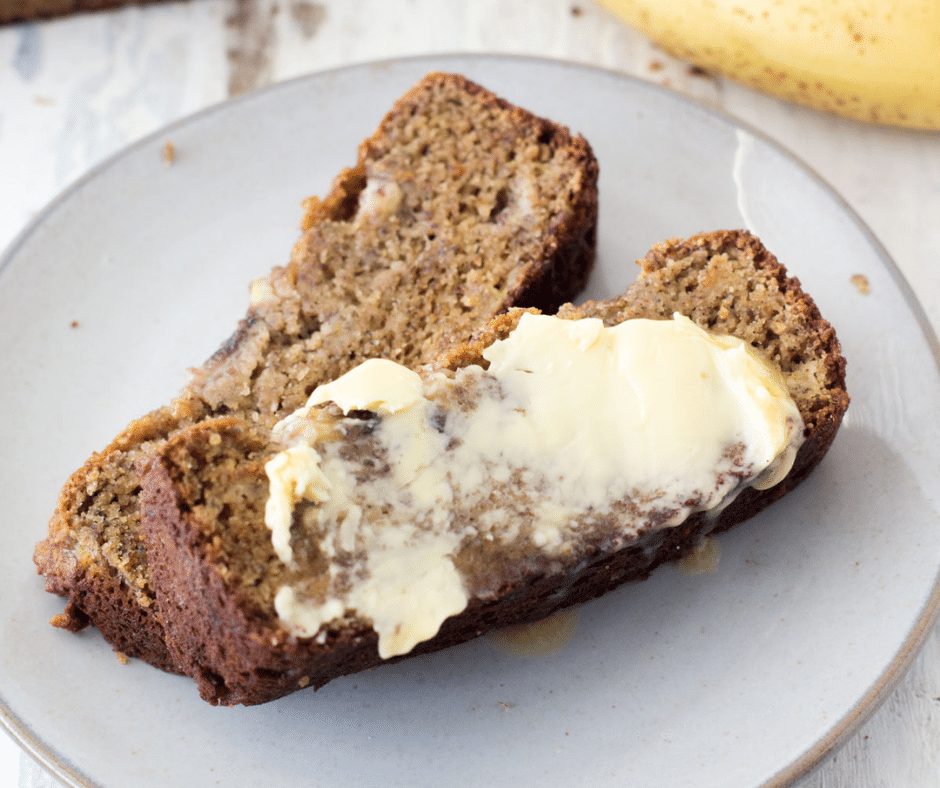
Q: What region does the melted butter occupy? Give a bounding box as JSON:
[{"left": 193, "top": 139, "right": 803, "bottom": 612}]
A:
[
  {"left": 675, "top": 537, "right": 722, "bottom": 576},
  {"left": 264, "top": 313, "right": 804, "bottom": 659},
  {"left": 475, "top": 314, "right": 797, "bottom": 505},
  {"left": 489, "top": 609, "right": 581, "bottom": 657},
  {"left": 275, "top": 533, "right": 466, "bottom": 659},
  {"left": 264, "top": 446, "right": 331, "bottom": 565}
]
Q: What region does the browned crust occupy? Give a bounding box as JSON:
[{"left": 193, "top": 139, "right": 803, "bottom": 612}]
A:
[
  {"left": 35, "top": 405, "right": 199, "bottom": 672},
  {"left": 33, "top": 72, "right": 599, "bottom": 671},
  {"left": 140, "top": 230, "right": 849, "bottom": 705}
]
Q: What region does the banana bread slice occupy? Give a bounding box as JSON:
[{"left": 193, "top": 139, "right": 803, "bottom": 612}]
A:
[
  {"left": 139, "top": 230, "right": 848, "bottom": 705},
  {"left": 33, "top": 72, "right": 599, "bottom": 671}
]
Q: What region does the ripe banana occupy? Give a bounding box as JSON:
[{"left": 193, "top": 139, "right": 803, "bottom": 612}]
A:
[{"left": 595, "top": 0, "right": 940, "bottom": 129}]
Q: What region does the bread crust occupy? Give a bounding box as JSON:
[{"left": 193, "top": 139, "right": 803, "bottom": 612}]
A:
[
  {"left": 34, "top": 72, "right": 600, "bottom": 671},
  {"left": 140, "top": 230, "right": 849, "bottom": 705}
]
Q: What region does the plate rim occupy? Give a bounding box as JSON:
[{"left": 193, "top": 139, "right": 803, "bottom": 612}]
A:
[{"left": 3, "top": 51, "right": 939, "bottom": 788}]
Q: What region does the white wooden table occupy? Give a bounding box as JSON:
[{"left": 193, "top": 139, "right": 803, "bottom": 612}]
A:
[{"left": 1, "top": 1, "right": 938, "bottom": 785}]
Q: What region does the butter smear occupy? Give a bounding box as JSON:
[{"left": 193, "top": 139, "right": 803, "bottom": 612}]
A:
[{"left": 265, "top": 313, "right": 804, "bottom": 659}]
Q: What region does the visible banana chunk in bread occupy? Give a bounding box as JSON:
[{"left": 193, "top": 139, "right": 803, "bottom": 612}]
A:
[
  {"left": 140, "top": 230, "right": 848, "bottom": 705},
  {"left": 33, "top": 72, "right": 599, "bottom": 671}
]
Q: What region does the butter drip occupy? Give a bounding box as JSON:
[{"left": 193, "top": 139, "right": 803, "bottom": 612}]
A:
[{"left": 265, "top": 313, "right": 804, "bottom": 659}]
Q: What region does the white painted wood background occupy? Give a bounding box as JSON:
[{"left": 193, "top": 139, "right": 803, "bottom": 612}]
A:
[{"left": 0, "top": 1, "right": 938, "bottom": 785}]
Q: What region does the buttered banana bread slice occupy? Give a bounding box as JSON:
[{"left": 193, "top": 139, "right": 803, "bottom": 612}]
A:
[
  {"left": 139, "top": 230, "right": 848, "bottom": 705},
  {"left": 33, "top": 72, "right": 599, "bottom": 671}
]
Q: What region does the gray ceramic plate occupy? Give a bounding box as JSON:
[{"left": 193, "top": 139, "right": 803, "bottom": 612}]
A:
[{"left": 2, "top": 55, "right": 939, "bottom": 788}]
